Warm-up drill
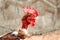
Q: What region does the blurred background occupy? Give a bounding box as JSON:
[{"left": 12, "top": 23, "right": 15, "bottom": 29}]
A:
[{"left": 0, "top": 0, "right": 60, "bottom": 36}]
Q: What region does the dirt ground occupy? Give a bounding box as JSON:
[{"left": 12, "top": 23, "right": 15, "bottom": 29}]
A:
[{"left": 24, "top": 32, "right": 60, "bottom": 40}]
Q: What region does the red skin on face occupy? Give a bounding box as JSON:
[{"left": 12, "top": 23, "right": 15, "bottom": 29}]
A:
[
  {"left": 22, "top": 6, "right": 38, "bottom": 29},
  {"left": 22, "top": 14, "right": 36, "bottom": 29}
]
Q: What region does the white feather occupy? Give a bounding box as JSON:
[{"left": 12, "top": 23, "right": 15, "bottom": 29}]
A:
[
  {"left": 22, "top": 29, "right": 30, "bottom": 36},
  {"left": 22, "top": 29, "right": 28, "bottom": 34},
  {"left": 12, "top": 31, "right": 18, "bottom": 36}
]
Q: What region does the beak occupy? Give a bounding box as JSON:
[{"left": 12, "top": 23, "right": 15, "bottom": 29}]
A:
[{"left": 35, "top": 16, "right": 39, "bottom": 20}]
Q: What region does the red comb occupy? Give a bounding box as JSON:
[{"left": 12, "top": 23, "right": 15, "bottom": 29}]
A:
[{"left": 23, "top": 6, "right": 38, "bottom": 17}]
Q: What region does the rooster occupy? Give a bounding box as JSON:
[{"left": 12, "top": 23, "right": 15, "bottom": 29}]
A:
[{"left": 0, "top": 6, "right": 38, "bottom": 40}]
